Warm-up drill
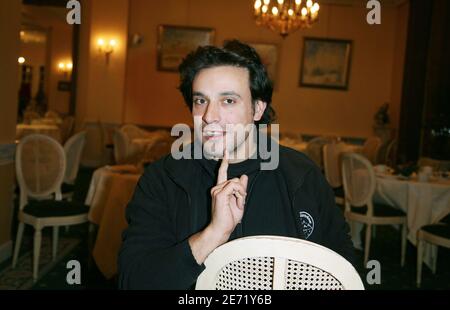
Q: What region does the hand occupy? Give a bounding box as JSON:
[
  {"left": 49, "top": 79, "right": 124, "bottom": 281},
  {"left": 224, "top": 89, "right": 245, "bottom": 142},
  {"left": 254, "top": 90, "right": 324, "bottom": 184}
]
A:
[
  {"left": 188, "top": 151, "right": 248, "bottom": 265},
  {"left": 209, "top": 151, "right": 249, "bottom": 236}
]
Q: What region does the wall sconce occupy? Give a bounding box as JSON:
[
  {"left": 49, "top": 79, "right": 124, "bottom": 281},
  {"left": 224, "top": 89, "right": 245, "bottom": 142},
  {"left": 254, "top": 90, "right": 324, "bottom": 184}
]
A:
[
  {"left": 18, "top": 57, "right": 26, "bottom": 64},
  {"left": 58, "top": 61, "right": 73, "bottom": 79},
  {"left": 97, "top": 38, "right": 117, "bottom": 64}
]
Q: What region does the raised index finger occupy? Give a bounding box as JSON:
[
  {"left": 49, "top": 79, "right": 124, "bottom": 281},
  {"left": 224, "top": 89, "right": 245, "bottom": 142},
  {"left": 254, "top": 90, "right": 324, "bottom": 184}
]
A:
[{"left": 217, "top": 150, "right": 228, "bottom": 185}]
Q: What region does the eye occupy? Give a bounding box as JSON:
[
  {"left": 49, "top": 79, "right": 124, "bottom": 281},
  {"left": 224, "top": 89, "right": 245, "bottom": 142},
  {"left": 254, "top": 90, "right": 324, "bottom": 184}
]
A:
[
  {"left": 223, "top": 98, "right": 236, "bottom": 105},
  {"left": 194, "top": 98, "right": 207, "bottom": 105}
]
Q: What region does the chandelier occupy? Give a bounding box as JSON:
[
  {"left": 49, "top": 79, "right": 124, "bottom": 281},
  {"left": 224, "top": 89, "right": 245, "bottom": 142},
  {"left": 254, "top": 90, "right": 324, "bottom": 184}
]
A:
[{"left": 254, "top": 0, "right": 320, "bottom": 38}]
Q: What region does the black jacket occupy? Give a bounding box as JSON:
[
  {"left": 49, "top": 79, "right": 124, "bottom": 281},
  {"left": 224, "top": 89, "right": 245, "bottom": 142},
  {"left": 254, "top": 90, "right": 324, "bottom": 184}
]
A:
[{"left": 118, "top": 144, "right": 355, "bottom": 289}]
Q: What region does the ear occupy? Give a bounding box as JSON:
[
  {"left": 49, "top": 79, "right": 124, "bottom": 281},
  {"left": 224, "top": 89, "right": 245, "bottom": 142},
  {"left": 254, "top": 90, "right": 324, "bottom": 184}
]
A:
[{"left": 253, "top": 100, "right": 267, "bottom": 122}]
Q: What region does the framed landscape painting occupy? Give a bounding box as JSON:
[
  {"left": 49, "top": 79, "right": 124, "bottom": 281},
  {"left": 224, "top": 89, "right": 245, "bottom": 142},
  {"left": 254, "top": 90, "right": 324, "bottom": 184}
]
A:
[
  {"left": 157, "top": 25, "right": 215, "bottom": 72},
  {"left": 299, "top": 37, "right": 352, "bottom": 90}
]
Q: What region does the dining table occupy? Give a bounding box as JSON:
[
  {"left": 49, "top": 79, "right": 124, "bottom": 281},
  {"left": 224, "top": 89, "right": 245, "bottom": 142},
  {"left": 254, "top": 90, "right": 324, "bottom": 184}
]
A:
[
  {"left": 16, "top": 123, "right": 62, "bottom": 142},
  {"left": 279, "top": 139, "right": 362, "bottom": 156},
  {"left": 375, "top": 172, "right": 450, "bottom": 244},
  {"left": 85, "top": 165, "right": 142, "bottom": 279},
  {"left": 351, "top": 169, "right": 450, "bottom": 268}
]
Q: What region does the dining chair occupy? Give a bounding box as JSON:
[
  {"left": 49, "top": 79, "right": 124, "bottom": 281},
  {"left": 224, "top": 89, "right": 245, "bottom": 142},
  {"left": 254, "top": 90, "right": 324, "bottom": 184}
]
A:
[
  {"left": 416, "top": 213, "right": 450, "bottom": 287},
  {"left": 361, "top": 136, "right": 382, "bottom": 164},
  {"left": 341, "top": 152, "right": 407, "bottom": 266},
  {"left": 59, "top": 116, "right": 75, "bottom": 143},
  {"left": 12, "top": 134, "right": 89, "bottom": 282},
  {"left": 196, "top": 235, "right": 364, "bottom": 290},
  {"left": 121, "top": 124, "right": 150, "bottom": 140},
  {"left": 306, "top": 136, "right": 337, "bottom": 170},
  {"left": 323, "top": 142, "right": 348, "bottom": 205},
  {"left": 62, "top": 131, "right": 87, "bottom": 199},
  {"left": 141, "top": 136, "right": 174, "bottom": 164},
  {"left": 381, "top": 138, "right": 397, "bottom": 166},
  {"left": 80, "top": 121, "right": 108, "bottom": 167},
  {"left": 113, "top": 128, "right": 131, "bottom": 164}
]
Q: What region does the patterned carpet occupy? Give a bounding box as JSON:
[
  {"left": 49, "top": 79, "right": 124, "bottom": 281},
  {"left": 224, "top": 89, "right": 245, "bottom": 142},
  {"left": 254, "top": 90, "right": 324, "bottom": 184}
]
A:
[{"left": 0, "top": 234, "right": 80, "bottom": 290}]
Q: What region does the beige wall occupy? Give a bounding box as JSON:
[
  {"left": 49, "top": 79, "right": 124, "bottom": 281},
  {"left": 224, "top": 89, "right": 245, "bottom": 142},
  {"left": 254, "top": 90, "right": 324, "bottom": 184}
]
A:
[
  {"left": 75, "top": 0, "right": 129, "bottom": 127},
  {"left": 0, "top": 0, "right": 21, "bottom": 253},
  {"left": 47, "top": 22, "right": 73, "bottom": 114},
  {"left": 124, "top": 0, "right": 408, "bottom": 139}
]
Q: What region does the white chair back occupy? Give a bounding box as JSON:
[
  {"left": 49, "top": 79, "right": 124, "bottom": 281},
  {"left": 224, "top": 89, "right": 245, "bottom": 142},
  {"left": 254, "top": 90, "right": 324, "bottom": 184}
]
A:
[
  {"left": 64, "top": 131, "right": 86, "bottom": 184},
  {"left": 376, "top": 138, "right": 396, "bottom": 165},
  {"left": 80, "top": 121, "right": 107, "bottom": 167},
  {"left": 15, "top": 134, "right": 66, "bottom": 209},
  {"left": 306, "top": 136, "right": 336, "bottom": 169},
  {"left": 121, "top": 124, "right": 150, "bottom": 140},
  {"left": 341, "top": 153, "right": 376, "bottom": 211},
  {"left": 113, "top": 129, "right": 130, "bottom": 164},
  {"left": 60, "top": 116, "right": 75, "bottom": 143},
  {"left": 323, "top": 142, "right": 347, "bottom": 188},
  {"left": 196, "top": 236, "right": 364, "bottom": 290},
  {"left": 361, "top": 136, "right": 382, "bottom": 164}
]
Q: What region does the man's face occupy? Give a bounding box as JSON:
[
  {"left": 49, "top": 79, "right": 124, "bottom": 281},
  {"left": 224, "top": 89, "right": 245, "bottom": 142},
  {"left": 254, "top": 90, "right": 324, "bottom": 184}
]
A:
[{"left": 192, "top": 66, "right": 266, "bottom": 160}]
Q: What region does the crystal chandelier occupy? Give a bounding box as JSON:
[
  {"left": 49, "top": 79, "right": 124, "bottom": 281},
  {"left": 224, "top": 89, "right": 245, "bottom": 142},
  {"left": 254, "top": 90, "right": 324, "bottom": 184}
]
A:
[{"left": 254, "top": 0, "right": 320, "bottom": 38}]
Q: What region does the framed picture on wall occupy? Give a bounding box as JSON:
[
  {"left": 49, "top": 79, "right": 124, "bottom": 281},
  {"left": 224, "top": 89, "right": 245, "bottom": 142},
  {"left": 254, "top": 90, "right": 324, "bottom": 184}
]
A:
[
  {"left": 299, "top": 37, "right": 352, "bottom": 90},
  {"left": 223, "top": 40, "right": 280, "bottom": 88},
  {"left": 157, "top": 25, "right": 215, "bottom": 72},
  {"left": 247, "top": 42, "right": 279, "bottom": 89}
]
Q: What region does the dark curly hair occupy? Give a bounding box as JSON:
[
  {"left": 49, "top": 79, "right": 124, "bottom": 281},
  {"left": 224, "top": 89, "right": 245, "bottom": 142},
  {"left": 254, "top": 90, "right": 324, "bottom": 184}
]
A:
[{"left": 178, "top": 40, "right": 276, "bottom": 124}]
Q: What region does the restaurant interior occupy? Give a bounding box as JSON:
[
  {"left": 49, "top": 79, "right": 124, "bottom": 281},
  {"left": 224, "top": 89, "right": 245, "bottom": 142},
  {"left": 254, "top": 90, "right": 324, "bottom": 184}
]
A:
[{"left": 0, "top": 0, "right": 449, "bottom": 290}]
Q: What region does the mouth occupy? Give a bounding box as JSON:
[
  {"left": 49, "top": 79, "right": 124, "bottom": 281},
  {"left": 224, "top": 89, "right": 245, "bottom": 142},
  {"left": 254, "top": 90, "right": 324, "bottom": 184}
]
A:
[{"left": 202, "top": 130, "right": 225, "bottom": 141}]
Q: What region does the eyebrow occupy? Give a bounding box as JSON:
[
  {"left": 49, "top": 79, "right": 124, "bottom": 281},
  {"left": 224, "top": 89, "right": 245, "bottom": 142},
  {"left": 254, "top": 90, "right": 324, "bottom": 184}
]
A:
[
  {"left": 192, "top": 91, "right": 206, "bottom": 98},
  {"left": 192, "top": 91, "right": 241, "bottom": 98},
  {"left": 219, "top": 91, "right": 241, "bottom": 98}
]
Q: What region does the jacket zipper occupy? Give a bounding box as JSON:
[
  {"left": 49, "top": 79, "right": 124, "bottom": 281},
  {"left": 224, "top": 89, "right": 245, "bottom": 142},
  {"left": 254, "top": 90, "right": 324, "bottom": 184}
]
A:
[{"left": 291, "top": 179, "right": 306, "bottom": 240}]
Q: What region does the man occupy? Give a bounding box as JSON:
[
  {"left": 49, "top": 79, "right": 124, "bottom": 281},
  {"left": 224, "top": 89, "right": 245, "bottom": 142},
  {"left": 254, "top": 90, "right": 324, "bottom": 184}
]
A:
[{"left": 118, "top": 40, "right": 354, "bottom": 289}]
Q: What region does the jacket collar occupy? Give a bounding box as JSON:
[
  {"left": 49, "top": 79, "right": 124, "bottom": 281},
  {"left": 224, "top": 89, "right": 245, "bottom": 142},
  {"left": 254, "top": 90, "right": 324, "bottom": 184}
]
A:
[{"left": 162, "top": 138, "right": 315, "bottom": 196}]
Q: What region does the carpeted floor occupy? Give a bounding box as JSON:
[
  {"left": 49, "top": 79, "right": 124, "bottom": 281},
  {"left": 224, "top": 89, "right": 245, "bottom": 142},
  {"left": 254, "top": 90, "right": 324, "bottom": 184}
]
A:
[
  {"left": 15, "top": 223, "right": 449, "bottom": 290},
  {"left": 2, "top": 166, "right": 449, "bottom": 290},
  {"left": 0, "top": 234, "right": 80, "bottom": 290}
]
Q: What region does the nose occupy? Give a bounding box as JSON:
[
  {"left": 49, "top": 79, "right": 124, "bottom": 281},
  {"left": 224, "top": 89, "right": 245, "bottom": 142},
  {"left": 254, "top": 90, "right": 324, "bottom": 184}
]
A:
[{"left": 202, "top": 101, "right": 220, "bottom": 124}]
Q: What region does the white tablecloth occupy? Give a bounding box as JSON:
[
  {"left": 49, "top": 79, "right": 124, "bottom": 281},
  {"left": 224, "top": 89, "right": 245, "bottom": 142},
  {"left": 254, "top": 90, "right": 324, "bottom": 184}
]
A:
[
  {"left": 351, "top": 173, "right": 450, "bottom": 268},
  {"left": 85, "top": 165, "right": 141, "bottom": 278},
  {"left": 279, "top": 140, "right": 361, "bottom": 154},
  {"left": 16, "top": 124, "right": 61, "bottom": 142},
  {"left": 375, "top": 175, "right": 450, "bottom": 244}
]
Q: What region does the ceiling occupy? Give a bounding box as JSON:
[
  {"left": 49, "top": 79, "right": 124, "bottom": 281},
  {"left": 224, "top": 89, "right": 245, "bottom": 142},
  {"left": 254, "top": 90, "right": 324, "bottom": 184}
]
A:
[{"left": 21, "top": 4, "right": 68, "bottom": 30}]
